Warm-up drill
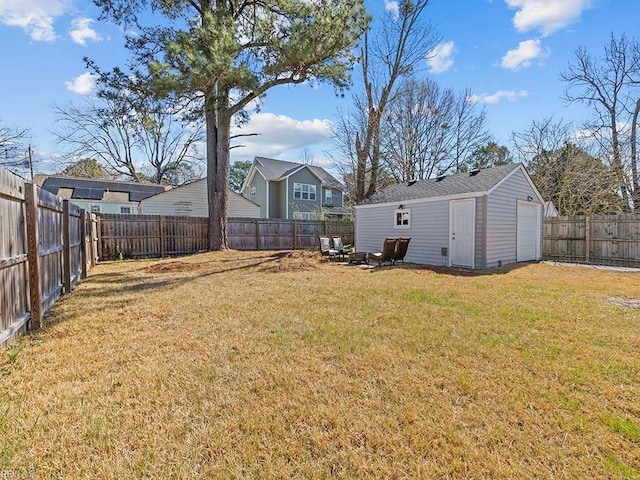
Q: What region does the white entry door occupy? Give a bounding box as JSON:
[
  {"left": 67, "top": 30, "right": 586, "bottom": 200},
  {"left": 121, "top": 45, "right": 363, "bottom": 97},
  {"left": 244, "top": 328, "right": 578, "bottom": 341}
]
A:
[
  {"left": 450, "top": 199, "right": 475, "bottom": 268},
  {"left": 517, "top": 201, "right": 539, "bottom": 262}
]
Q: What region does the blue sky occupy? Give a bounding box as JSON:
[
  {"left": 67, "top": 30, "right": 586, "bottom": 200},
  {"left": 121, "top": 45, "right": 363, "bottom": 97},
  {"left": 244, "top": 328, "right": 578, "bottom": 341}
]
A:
[{"left": 0, "top": 0, "right": 637, "bottom": 176}]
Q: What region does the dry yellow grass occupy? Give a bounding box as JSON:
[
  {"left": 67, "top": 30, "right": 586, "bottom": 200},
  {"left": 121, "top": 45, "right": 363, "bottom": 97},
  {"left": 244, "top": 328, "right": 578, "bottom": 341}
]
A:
[{"left": 1, "top": 251, "right": 639, "bottom": 479}]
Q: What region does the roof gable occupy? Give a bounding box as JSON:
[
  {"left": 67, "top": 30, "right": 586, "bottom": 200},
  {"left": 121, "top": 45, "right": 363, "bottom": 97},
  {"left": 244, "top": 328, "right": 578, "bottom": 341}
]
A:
[
  {"left": 253, "top": 156, "right": 342, "bottom": 188},
  {"left": 358, "top": 164, "right": 524, "bottom": 206}
]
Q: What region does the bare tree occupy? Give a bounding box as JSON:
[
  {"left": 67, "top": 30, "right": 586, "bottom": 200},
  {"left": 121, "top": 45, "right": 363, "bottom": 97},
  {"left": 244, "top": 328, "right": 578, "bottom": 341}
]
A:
[
  {"left": 53, "top": 96, "right": 204, "bottom": 185},
  {"left": 0, "top": 120, "right": 30, "bottom": 176},
  {"left": 512, "top": 117, "right": 623, "bottom": 214},
  {"left": 379, "top": 79, "right": 490, "bottom": 182},
  {"left": 451, "top": 89, "right": 491, "bottom": 172},
  {"left": 560, "top": 34, "right": 640, "bottom": 210},
  {"left": 353, "top": 0, "right": 440, "bottom": 202},
  {"left": 380, "top": 77, "right": 454, "bottom": 182},
  {"left": 53, "top": 98, "right": 141, "bottom": 180},
  {"left": 298, "top": 147, "right": 316, "bottom": 165}
]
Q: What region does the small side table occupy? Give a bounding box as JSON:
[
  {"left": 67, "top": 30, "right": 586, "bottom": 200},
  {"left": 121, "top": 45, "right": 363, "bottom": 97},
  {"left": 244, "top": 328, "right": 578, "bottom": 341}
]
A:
[{"left": 348, "top": 251, "right": 368, "bottom": 265}]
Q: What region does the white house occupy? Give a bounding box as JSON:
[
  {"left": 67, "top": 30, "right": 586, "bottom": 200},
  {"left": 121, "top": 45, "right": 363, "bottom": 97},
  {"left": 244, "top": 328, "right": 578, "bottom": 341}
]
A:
[
  {"left": 139, "top": 178, "right": 260, "bottom": 217},
  {"left": 355, "top": 163, "right": 544, "bottom": 269}
]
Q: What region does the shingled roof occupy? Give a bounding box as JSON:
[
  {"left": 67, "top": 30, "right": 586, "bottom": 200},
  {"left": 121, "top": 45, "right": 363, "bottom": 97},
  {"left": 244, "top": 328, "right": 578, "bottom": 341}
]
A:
[
  {"left": 359, "top": 163, "right": 523, "bottom": 205},
  {"left": 254, "top": 157, "right": 343, "bottom": 189},
  {"left": 38, "top": 176, "right": 168, "bottom": 202}
]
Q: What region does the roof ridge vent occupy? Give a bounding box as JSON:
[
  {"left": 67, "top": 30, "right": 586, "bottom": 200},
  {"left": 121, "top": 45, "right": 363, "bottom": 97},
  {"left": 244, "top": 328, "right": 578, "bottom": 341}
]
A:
[
  {"left": 407, "top": 179, "right": 418, "bottom": 186},
  {"left": 469, "top": 168, "right": 481, "bottom": 176},
  {"left": 435, "top": 174, "right": 446, "bottom": 182}
]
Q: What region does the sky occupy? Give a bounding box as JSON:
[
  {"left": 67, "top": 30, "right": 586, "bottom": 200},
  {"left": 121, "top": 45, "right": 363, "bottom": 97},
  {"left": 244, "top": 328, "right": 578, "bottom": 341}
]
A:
[{"left": 0, "top": 0, "right": 638, "bottom": 177}]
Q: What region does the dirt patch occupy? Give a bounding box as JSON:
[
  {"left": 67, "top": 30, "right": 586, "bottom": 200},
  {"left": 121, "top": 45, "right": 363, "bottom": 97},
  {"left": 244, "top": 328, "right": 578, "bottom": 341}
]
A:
[
  {"left": 142, "top": 261, "right": 201, "bottom": 274},
  {"left": 602, "top": 296, "right": 640, "bottom": 310},
  {"left": 265, "top": 251, "right": 320, "bottom": 272}
]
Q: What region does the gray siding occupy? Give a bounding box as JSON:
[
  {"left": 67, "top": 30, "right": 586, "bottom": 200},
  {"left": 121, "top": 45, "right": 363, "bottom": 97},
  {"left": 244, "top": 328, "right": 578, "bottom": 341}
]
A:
[
  {"left": 474, "top": 195, "right": 485, "bottom": 269},
  {"left": 355, "top": 200, "right": 450, "bottom": 266},
  {"left": 288, "top": 169, "right": 322, "bottom": 218},
  {"left": 486, "top": 168, "right": 543, "bottom": 268},
  {"left": 244, "top": 173, "right": 268, "bottom": 217},
  {"left": 269, "top": 181, "right": 283, "bottom": 218},
  {"left": 322, "top": 187, "right": 343, "bottom": 207}
]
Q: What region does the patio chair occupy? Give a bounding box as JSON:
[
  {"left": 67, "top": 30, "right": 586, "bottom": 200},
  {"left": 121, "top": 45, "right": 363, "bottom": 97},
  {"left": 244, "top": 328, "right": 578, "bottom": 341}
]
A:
[
  {"left": 368, "top": 238, "right": 398, "bottom": 267},
  {"left": 332, "top": 237, "right": 352, "bottom": 259},
  {"left": 318, "top": 236, "right": 338, "bottom": 261},
  {"left": 392, "top": 237, "right": 411, "bottom": 265}
]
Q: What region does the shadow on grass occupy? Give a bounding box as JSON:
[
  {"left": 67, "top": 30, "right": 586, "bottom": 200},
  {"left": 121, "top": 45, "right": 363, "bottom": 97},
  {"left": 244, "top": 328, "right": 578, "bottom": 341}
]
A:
[{"left": 83, "top": 252, "right": 291, "bottom": 301}]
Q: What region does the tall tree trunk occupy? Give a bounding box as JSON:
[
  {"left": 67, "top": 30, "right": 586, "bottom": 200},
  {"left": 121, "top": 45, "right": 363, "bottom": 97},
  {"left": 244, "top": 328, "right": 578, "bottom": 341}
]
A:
[
  {"left": 206, "top": 94, "right": 230, "bottom": 250},
  {"left": 611, "top": 113, "right": 631, "bottom": 210},
  {"left": 354, "top": 133, "right": 367, "bottom": 202},
  {"left": 365, "top": 124, "right": 381, "bottom": 198},
  {"left": 630, "top": 99, "right": 640, "bottom": 210}
]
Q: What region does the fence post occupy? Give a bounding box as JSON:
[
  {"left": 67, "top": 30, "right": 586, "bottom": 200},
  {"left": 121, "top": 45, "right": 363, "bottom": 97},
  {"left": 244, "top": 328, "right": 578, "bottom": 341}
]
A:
[
  {"left": 96, "top": 215, "right": 103, "bottom": 262},
  {"left": 25, "top": 183, "right": 42, "bottom": 330},
  {"left": 293, "top": 220, "right": 297, "bottom": 250},
  {"left": 585, "top": 215, "right": 590, "bottom": 263},
  {"left": 90, "top": 214, "right": 97, "bottom": 266},
  {"left": 255, "top": 218, "right": 260, "bottom": 250},
  {"left": 80, "top": 210, "right": 88, "bottom": 279},
  {"left": 159, "top": 216, "right": 166, "bottom": 257},
  {"left": 63, "top": 200, "right": 71, "bottom": 294}
]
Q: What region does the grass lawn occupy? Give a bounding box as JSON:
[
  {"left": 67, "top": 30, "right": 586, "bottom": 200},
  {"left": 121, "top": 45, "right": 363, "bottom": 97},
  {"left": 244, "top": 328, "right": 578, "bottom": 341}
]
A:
[{"left": 1, "top": 251, "right": 639, "bottom": 479}]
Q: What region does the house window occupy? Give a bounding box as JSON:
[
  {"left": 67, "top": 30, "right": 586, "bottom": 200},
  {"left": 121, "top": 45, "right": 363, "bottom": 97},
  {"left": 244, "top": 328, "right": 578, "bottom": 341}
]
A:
[
  {"left": 293, "top": 211, "right": 316, "bottom": 220},
  {"left": 293, "top": 183, "right": 316, "bottom": 201},
  {"left": 250, "top": 186, "right": 256, "bottom": 198},
  {"left": 324, "top": 189, "right": 333, "bottom": 205},
  {"left": 120, "top": 206, "right": 132, "bottom": 214},
  {"left": 90, "top": 204, "right": 100, "bottom": 214},
  {"left": 394, "top": 208, "right": 410, "bottom": 229}
]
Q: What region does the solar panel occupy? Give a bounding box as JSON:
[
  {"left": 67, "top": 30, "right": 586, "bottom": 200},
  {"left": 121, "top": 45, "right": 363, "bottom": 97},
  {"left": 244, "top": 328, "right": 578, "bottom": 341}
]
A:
[
  {"left": 130, "top": 191, "right": 158, "bottom": 201},
  {"left": 72, "top": 188, "right": 103, "bottom": 200}
]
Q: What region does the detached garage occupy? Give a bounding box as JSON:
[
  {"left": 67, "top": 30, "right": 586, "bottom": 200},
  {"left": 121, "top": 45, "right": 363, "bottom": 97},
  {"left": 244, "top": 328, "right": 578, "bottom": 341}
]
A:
[{"left": 355, "top": 163, "right": 544, "bottom": 269}]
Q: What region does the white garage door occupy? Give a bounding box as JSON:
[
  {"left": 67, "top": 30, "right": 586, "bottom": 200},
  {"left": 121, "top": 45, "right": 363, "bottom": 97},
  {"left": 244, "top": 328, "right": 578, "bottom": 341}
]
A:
[{"left": 517, "top": 202, "right": 539, "bottom": 262}]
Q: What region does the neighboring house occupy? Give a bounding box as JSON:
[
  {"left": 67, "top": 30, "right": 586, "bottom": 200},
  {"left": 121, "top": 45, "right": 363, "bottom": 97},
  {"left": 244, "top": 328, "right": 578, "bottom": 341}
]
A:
[
  {"left": 355, "top": 163, "right": 544, "bottom": 269},
  {"left": 139, "top": 179, "right": 260, "bottom": 217},
  {"left": 35, "top": 175, "right": 167, "bottom": 214},
  {"left": 241, "top": 157, "right": 350, "bottom": 220}
]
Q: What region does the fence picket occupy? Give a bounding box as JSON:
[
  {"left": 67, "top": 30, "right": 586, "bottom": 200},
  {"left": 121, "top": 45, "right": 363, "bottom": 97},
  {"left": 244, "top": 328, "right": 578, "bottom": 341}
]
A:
[
  {"left": 543, "top": 214, "right": 640, "bottom": 267},
  {"left": 96, "top": 215, "right": 354, "bottom": 260}
]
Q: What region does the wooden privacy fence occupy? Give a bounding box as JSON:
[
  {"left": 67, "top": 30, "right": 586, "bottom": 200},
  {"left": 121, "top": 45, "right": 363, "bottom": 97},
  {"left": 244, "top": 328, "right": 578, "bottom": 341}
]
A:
[
  {"left": 0, "top": 168, "right": 98, "bottom": 349},
  {"left": 543, "top": 215, "right": 640, "bottom": 267},
  {"left": 98, "top": 215, "right": 354, "bottom": 260}
]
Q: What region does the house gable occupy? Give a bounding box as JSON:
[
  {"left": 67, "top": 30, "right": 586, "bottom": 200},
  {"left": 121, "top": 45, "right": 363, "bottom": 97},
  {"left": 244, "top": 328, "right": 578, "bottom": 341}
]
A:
[{"left": 140, "top": 179, "right": 260, "bottom": 217}]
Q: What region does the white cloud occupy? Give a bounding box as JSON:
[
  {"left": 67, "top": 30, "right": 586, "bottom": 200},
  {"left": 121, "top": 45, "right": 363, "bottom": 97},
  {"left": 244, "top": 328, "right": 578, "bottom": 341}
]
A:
[
  {"left": 230, "top": 113, "right": 332, "bottom": 162},
  {"left": 468, "top": 90, "right": 529, "bottom": 104},
  {"left": 501, "top": 38, "right": 549, "bottom": 70},
  {"left": 384, "top": 0, "right": 399, "bottom": 16},
  {"left": 65, "top": 72, "right": 97, "bottom": 95},
  {"left": 69, "top": 17, "right": 102, "bottom": 46},
  {"left": 505, "top": 0, "right": 593, "bottom": 36},
  {"left": 427, "top": 41, "right": 455, "bottom": 74},
  {"left": 0, "top": 0, "right": 71, "bottom": 42}
]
